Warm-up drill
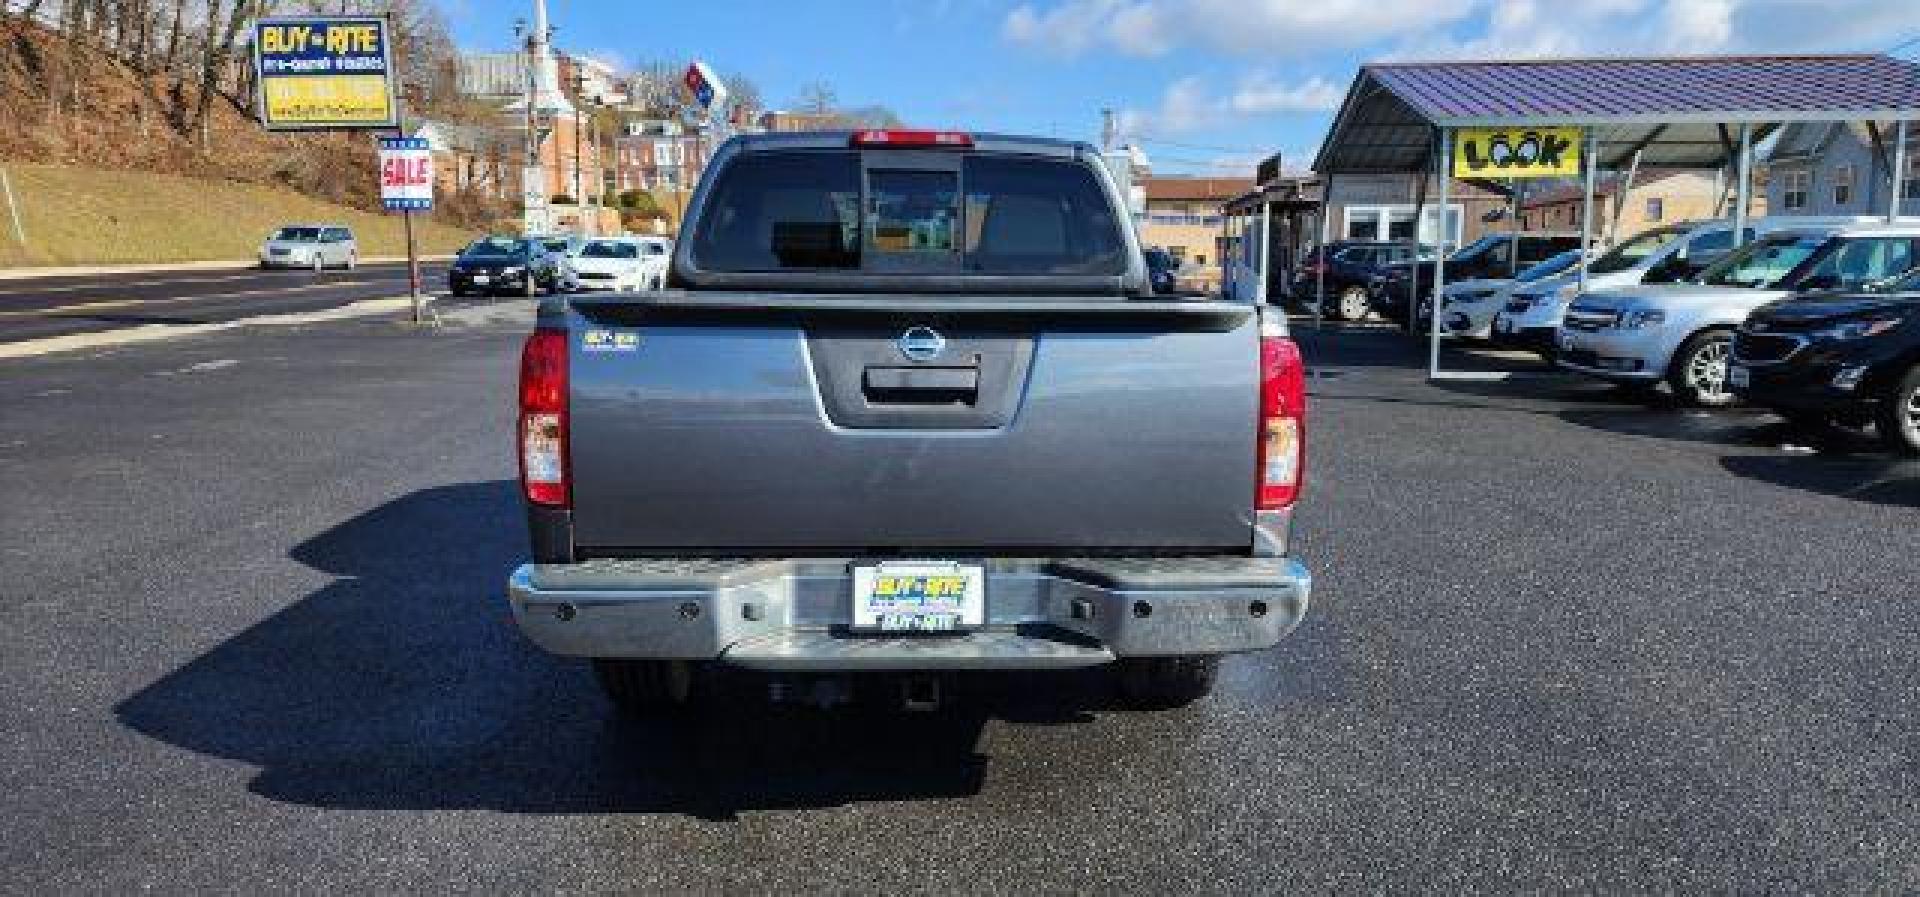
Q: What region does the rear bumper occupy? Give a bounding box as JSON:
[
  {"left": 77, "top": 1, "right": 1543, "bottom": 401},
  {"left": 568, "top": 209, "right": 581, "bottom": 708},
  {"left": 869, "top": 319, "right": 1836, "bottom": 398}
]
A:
[{"left": 507, "top": 556, "right": 1311, "bottom": 671}]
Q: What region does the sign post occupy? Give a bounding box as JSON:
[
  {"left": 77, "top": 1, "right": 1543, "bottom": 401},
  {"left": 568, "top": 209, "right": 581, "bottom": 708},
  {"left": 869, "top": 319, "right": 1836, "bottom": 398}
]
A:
[{"left": 379, "top": 136, "right": 432, "bottom": 323}]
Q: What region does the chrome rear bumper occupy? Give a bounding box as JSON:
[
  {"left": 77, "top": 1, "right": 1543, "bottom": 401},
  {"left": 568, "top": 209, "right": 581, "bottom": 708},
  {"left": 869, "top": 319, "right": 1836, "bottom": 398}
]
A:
[{"left": 507, "top": 557, "right": 1310, "bottom": 670}]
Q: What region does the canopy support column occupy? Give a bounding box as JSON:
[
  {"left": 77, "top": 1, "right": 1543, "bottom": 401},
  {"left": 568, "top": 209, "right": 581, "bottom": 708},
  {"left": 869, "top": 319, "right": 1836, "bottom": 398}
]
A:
[
  {"left": 1258, "top": 200, "right": 1272, "bottom": 304},
  {"left": 1427, "top": 127, "right": 1451, "bottom": 379},
  {"left": 1409, "top": 163, "right": 1429, "bottom": 334},
  {"left": 1577, "top": 128, "right": 1599, "bottom": 293},
  {"left": 1733, "top": 123, "right": 1753, "bottom": 248},
  {"left": 1316, "top": 173, "right": 1334, "bottom": 329},
  {"left": 1890, "top": 118, "right": 1909, "bottom": 223}
]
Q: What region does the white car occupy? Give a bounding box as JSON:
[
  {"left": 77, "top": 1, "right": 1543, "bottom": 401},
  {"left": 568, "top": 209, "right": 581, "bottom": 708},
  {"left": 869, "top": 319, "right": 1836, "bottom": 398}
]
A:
[
  {"left": 259, "top": 224, "right": 357, "bottom": 271},
  {"left": 569, "top": 237, "right": 672, "bottom": 292},
  {"left": 1443, "top": 248, "right": 1587, "bottom": 340},
  {"left": 1558, "top": 221, "right": 1920, "bottom": 406}
]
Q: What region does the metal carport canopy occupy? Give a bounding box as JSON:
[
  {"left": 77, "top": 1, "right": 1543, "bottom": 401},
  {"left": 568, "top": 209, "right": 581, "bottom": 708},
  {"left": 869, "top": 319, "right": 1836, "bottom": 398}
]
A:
[{"left": 1313, "top": 54, "right": 1920, "bottom": 173}]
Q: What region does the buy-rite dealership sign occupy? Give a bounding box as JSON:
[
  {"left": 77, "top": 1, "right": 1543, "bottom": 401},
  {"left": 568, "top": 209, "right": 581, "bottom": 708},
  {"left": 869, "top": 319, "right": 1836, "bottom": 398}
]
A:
[
  {"left": 252, "top": 17, "right": 397, "bottom": 130},
  {"left": 1452, "top": 127, "right": 1583, "bottom": 178}
]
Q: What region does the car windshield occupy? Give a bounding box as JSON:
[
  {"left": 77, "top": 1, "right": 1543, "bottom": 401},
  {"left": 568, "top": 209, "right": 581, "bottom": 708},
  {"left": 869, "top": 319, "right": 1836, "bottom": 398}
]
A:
[
  {"left": 1448, "top": 235, "right": 1504, "bottom": 262},
  {"left": 1870, "top": 266, "right": 1920, "bottom": 293},
  {"left": 272, "top": 227, "right": 322, "bottom": 242},
  {"left": 462, "top": 238, "right": 525, "bottom": 259},
  {"left": 581, "top": 241, "right": 639, "bottom": 259},
  {"left": 1586, "top": 225, "right": 1687, "bottom": 275},
  {"left": 542, "top": 240, "right": 572, "bottom": 254},
  {"left": 1516, "top": 249, "right": 1583, "bottom": 283},
  {"left": 1783, "top": 236, "right": 1919, "bottom": 292},
  {"left": 1696, "top": 234, "right": 1828, "bottom": 288}
]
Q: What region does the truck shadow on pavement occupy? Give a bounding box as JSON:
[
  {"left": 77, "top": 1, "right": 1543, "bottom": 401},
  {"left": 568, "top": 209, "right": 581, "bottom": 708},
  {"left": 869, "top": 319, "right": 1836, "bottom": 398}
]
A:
[{"left": 112, "top": 480, "right": 1205, "bottom": 820}]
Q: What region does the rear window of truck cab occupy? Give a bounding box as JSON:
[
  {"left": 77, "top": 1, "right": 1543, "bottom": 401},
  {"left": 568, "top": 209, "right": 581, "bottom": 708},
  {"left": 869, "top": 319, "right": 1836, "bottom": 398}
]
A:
[{"left": 689, "top": 150, "right": 1127, "bottom": 276}]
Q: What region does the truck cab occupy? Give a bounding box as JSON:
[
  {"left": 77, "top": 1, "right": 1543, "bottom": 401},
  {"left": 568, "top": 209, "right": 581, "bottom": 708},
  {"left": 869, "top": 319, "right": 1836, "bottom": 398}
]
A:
[{"left": 505, "top": 130, "right": 1312, "bottom": 714}]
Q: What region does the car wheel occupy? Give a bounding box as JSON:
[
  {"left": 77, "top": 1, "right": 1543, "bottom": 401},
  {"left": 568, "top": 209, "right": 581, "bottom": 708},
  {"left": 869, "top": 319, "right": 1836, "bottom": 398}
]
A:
[
  {"left": 1666, "top": 329, "right": 1737, "bottom": 407},
  {"left": 1873, "top": 364, "right": 1920, "bottom": 456},
  {"left": 592, "top": 659, "right": 706, "bottom": 715},
  {"left": 1336, "top": 286, "right": 1371, "bottom": 322},
  {"left": 1114, "top": 655, "right": 1220, "bottom": 709}
]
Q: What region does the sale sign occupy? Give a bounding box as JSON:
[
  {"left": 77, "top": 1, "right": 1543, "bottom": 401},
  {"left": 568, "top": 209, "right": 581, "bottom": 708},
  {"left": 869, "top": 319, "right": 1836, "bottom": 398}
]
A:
[{"left": 378, "top": 137, "right": 433, "bottom": 211}]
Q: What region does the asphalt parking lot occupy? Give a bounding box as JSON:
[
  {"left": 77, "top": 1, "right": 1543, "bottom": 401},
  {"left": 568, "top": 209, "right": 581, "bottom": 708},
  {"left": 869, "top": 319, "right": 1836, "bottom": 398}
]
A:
[{"left": 2, "top": 307, "right": 1916, "bottom": 891}]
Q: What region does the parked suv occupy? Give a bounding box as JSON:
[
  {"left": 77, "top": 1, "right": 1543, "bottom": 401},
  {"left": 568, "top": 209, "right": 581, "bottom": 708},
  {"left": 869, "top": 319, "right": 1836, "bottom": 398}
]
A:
[
  {"left": 1559, "top": 223, "right": 1920, "bottom": 405},
  {"left": 1375, "top": 232, "right": 1583, "bottom": 327},
  {"left": 258, "top": 224, "right": 357, "bottom": 271},
  {"left": 507, "top": 130, "right": 1311, "bottom": 715},
  {"left": 1291, "top": 240, "right": 1434, "bottom": 320},
  {"left": 1730, "top": 259, "right": 1920, "bottom": 453}
]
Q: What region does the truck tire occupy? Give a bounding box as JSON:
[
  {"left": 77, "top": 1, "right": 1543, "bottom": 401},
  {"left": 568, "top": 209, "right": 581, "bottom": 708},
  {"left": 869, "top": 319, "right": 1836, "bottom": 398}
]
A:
[
  {"left": 592, "top": 659, "right": 704, "bottom": 715},
  {"left": 1666, "top": 329, "right": 1737, "bottom": 407},
  {"left": 1115, "top": 655, "right": 1220, "bottom": 709},
  {"left": 1335, "top": 286, "right": 1371, "bottom": 322},
  {"left": 1874, "top": 364, "right": 1920, "bottom": 456}
]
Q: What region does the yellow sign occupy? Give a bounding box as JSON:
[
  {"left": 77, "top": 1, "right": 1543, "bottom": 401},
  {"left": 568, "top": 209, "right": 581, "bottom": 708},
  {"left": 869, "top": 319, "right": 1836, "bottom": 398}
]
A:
[
  {"left": 1452, "top": 127, "right": 1583, "bottom": 179},
  {"left": 251, "top": 17, "right": 396, "bottom": 130}
]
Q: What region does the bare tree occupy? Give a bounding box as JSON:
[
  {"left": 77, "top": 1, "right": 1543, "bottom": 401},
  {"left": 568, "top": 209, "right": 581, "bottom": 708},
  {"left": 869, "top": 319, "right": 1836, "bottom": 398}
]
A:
[{"left": 795, "top": 81, "right": 836, "bottom": 114}]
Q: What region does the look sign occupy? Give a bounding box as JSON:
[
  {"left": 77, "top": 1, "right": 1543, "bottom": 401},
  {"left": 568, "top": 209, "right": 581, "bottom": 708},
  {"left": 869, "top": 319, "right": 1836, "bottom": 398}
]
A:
[{"left": 1452, "top": 127, "right": 1583, "bottom": 178}]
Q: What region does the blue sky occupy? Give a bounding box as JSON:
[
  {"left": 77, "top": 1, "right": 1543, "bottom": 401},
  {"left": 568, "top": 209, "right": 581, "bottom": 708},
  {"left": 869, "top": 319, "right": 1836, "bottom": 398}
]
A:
[{"left": 449, "top": 0, "right": 1920, "bottom": 176}]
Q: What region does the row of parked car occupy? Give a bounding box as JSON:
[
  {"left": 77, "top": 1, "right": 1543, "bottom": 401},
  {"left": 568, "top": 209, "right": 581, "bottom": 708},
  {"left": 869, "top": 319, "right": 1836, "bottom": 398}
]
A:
[
  {"left": 445, "top": 234, "right": 674, "bottom": 297},
  {"left": 1286, "top": 216, "right": 1920, "bottom": 455}
]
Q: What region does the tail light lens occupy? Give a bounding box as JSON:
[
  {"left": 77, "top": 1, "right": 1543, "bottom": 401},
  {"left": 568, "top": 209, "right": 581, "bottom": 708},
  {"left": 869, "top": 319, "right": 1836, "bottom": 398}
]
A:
[
  {"left": 1257, "top": 332, "right": 1307, "bottom": 510},
  {"left": 518, "top": 328, "right": 569, "bottom": 508}
]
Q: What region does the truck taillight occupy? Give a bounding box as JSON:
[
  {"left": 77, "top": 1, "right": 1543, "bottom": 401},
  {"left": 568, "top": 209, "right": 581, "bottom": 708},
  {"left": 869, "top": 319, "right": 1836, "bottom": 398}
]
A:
[
  {"left": 849, "top": 129, "right": 974, "bottom": 148},
  {"left": 1257, "top": 333, "right": 1307, "bottom": 510},
  {"left": 518, "top": 328, "right": 569, "bottom": 508}
]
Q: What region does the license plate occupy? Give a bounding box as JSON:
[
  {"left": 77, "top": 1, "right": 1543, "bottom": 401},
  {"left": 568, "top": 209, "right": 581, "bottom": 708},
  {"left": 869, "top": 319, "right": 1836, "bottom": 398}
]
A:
[
  {"left": 472, "top": 274, "right": 490, "bottom": 284},
  {"left": 1728, "top": 365, "right": 1749, "bottom": 389},
  {"left": 851, "top": 562, "right": 985, "bottom": 632}
]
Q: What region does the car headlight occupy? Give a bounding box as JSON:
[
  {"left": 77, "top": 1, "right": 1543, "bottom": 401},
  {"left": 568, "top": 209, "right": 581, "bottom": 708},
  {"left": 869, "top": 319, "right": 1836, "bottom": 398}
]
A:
[
  {"left": 1619, "top": 309, "right": 1667, "bottom": 329},
  {"left": 1811, "top": 317, "right": 1903, "bottom": 341}
]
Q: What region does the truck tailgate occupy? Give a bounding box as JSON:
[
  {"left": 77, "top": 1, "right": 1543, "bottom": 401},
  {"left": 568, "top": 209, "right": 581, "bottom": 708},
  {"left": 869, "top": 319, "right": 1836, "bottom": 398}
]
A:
[{"left": 564, "top": 297, "right": 1259, "bottom": 552}]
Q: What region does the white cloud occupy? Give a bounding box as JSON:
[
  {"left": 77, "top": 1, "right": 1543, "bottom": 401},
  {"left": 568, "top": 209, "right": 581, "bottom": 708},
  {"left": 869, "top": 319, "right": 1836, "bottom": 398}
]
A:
[
  {"left": 1117, "top": 73, "right": 1338, "bottom": 137},
  {"left": 1002, "top": 0, "right": 1474, "bottom": 58},
  {"left": 1390, "top": 0, "right": 1915, "bottom": 60},
  {"left": 1117, "top": 76, "right": 1221, "bottom": 135},
  {"left": 1229, "top": 74, "right": 1343, "bottom": 114},
  {"left": 1005, "top": 0, "right": 1920, "bottom": 60}
]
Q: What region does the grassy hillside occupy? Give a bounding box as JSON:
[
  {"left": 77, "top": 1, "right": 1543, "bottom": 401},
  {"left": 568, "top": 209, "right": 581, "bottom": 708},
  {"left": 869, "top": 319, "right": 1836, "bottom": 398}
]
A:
[{"left": 0, "top": 164, "right": 477, "bottom": 267}]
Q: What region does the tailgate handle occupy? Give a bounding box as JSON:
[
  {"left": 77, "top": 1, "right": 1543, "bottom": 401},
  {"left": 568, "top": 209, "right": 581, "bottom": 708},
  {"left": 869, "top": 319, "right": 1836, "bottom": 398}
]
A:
[{"left": 862, "top": 366, "right": 979, "bottom": 404}]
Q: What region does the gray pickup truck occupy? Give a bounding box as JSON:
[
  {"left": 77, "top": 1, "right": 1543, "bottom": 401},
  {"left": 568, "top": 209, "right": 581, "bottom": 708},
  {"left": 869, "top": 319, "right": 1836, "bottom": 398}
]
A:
[{"left": 508, "top": 129, "right": 1311, "bottom": 713}]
